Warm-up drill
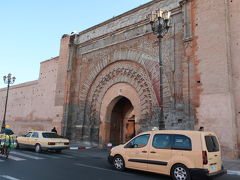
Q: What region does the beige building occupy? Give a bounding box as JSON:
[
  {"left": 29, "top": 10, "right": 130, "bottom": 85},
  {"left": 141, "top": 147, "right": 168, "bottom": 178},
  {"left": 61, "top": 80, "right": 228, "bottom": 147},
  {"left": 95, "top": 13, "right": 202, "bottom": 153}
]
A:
[{"left": 0, "top": 0, "right": 239, "bottom": 159}]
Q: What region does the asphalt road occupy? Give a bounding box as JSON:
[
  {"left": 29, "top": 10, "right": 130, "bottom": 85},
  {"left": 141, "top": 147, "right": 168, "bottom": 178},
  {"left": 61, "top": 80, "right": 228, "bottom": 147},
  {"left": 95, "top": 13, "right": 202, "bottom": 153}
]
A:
[{"left": 0, "top": 148, "right": 239, "bottom": 180}]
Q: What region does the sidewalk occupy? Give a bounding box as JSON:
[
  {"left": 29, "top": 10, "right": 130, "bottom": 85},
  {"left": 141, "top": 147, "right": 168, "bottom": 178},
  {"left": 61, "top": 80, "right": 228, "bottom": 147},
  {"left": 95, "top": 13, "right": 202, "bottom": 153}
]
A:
[{"left": 223, "top": 159, "right": 240, "bottom": 176}]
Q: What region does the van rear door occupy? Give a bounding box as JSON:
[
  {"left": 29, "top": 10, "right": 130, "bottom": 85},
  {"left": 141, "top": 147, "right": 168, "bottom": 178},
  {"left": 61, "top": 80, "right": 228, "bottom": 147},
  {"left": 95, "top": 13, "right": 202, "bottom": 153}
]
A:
[{"left": 203, "top": 133, "right": 222, "bottom": 174}]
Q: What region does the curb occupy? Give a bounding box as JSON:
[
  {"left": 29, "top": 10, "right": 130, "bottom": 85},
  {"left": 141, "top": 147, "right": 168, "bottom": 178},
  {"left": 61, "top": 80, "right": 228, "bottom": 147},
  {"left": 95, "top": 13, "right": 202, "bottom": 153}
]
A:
[
  {"left": 68, "top": 146, "right": 94, "bottom": 150},
  {"left": 227, "top": 170, "right": 240, "bottom": 176}
]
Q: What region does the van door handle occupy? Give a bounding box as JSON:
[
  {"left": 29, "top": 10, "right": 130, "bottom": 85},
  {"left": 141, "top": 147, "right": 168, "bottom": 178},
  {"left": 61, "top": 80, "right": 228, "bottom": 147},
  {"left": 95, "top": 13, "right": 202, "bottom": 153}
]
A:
[
  {"left": 142, "top": 151, "right": 147, "bottom": 153},
  {"left": 150, "top": 151, "right": 156, "bottom": 153},
  {"left": 214, "top": 155, "right": 218, "bottom": 157}
]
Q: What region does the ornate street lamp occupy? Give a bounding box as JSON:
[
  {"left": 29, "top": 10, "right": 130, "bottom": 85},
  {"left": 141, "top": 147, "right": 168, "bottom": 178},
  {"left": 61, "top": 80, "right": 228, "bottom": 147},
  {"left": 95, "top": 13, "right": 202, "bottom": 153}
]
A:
[
  {"left": 1, "top": 73, "right": 16, "bottom": 131},
  {"left": 148, "top": 9, "right": 171, "bottom": 130}
]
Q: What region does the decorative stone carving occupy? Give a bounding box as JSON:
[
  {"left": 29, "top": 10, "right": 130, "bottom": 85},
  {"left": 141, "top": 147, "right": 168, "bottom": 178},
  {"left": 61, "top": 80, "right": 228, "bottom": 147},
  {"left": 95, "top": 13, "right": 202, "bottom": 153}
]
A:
[{"left": 83, "top": 60, "right": 158, "bottom": 135}]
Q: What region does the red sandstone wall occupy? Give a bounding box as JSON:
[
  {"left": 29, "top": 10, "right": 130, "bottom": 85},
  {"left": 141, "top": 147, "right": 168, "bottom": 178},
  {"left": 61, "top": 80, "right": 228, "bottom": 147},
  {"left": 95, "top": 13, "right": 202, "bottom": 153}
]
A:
[
  {"left": 0, "top": 57, "right": 62, "bottom": 135},
  {"left": 229, "top": 0, "right": 240, "bottom": 157},
  {"left": 194, "top": 0, "right": 239, "bottom": 158}
]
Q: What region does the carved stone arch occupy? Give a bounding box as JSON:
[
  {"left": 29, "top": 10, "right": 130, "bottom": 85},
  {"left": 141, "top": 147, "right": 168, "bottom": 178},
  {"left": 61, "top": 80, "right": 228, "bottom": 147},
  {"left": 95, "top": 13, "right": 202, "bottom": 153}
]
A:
[
  {"left": 82, "top": 60, "right": 158, "bottom": 144},
  {"left": 79, "top": 49, "right": 157, "bottom": 105}
]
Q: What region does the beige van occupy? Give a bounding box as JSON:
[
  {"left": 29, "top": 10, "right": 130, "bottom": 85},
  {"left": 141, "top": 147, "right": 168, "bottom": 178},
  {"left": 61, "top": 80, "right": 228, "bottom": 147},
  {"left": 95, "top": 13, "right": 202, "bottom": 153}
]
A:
[{"left": 108, "top": 130, "right": 226, "bottom": 180}]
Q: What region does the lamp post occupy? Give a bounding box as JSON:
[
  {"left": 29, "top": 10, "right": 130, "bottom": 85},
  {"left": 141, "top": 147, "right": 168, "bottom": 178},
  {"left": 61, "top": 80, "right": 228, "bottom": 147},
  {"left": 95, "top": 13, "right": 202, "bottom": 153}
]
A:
[
  {"left": 1, "top": 73, "right": 16, "bottom": 131},
  {"left": 148, "top": 9, "right": 171, "bottom": 130}
]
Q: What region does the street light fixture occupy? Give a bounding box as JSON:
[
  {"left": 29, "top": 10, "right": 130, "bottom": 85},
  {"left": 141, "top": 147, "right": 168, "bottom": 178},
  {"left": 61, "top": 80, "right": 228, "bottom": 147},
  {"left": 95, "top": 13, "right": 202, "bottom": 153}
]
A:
[
  {"left": 1, "top": 73, "right": 16, "bottom": 131},
  {"left": 148, "top": 9, "right": 171, "bottom": 130}
]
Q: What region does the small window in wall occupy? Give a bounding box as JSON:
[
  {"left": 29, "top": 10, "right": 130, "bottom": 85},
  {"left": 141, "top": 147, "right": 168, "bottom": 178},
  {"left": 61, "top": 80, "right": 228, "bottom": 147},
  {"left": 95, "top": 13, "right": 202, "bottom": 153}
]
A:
[{"left": 172, "top": 135, "right": 192, "bottom": 150}]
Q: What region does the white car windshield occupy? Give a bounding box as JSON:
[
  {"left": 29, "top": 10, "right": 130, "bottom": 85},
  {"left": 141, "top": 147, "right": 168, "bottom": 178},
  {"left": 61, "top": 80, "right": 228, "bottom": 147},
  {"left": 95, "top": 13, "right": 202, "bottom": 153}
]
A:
[{"left": 42, "top": 133, "right": 62, "bottom": 138}]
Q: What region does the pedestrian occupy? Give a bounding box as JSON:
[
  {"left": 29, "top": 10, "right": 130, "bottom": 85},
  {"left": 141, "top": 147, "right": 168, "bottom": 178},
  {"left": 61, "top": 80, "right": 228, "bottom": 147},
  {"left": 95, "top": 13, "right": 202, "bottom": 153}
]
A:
[
  {"left": 51, "top": 127, "right": 57, "bottom": 134},
  {"left": 199, "top": 126, "right": 204, "bottom": 131}
]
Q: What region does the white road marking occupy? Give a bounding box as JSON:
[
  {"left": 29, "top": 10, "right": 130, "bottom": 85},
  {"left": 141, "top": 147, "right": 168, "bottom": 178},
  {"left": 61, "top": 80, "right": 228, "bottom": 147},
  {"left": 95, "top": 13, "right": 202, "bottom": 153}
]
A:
[
  {"left": 227, "top": 170, "right": 240, "bottom": 176},
  {"left": 10, "top": 151, "right": 44, "bottom": 160},
  {"left": 8, "top": 155, "right": 25, "bottom": 161},
  {"left": 14, "top": 150, "right": 60, "bottom": 159},
  {"left": 74, "top": 163, "right": 134, "bottom": 176},
  {"left": 58, "top": 154, "right": 75, "bottom": 158},
  {"left": 75, "top": 163, "right": 118, "bottom": 173},
  {"left": 34, "top": 153, "right": 61, "bottom": 159},
  {"left": 0, "top": 159, "right": 5, "bottom": 162},
  {"left": 0, "top": 175, "right": 20, "bottom": 180}
]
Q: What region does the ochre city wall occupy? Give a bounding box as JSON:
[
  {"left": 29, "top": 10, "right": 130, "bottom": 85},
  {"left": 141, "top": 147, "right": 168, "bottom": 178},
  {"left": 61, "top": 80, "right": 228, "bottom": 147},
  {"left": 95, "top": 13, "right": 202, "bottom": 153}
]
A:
[
  {"left": 193, "top": 0, "right": 240, "bottom": 158},
  {"left": 0, "top": 57, "right": 63, "bottom": 135}
]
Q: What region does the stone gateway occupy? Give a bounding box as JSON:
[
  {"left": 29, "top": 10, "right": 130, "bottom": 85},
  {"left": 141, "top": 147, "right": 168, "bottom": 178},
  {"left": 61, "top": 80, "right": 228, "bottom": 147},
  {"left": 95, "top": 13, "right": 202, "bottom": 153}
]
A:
[{"left": 0, "top": 0, "right": 239, "bottom": 159}]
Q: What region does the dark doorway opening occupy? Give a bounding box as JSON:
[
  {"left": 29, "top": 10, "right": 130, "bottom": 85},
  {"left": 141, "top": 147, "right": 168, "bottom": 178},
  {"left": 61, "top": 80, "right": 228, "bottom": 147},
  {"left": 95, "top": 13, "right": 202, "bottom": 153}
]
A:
[{"left": 110, "top": 97, "right": 135, "bottom": 146}]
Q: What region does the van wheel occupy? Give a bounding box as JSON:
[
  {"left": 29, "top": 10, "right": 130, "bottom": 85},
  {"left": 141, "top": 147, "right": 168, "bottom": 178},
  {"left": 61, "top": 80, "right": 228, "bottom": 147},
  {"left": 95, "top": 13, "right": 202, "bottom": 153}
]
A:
[
  {"left": 113, "top": 155, "right": 125, "bottom": 171},
  {"left": 35, "top": 144, "right": 42, "bottom": 153},
  {"left": 171, "top": 164, "right": 191, "bottom": 180}
]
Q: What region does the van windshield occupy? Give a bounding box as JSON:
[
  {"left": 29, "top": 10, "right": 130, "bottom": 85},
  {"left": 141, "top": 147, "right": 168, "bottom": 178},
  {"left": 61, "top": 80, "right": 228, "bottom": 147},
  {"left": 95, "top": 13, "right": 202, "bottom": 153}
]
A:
[{"left": 205, "top": 136, "right": 219, "bottom": 152}]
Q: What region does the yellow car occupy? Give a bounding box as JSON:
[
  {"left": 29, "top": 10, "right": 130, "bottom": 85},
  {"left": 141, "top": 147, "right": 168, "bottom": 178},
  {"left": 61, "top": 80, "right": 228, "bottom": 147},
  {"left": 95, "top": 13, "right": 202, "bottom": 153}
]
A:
[
  {"left": 17, "top": 131, "right": 69, "bottom": 153},
  {"left": 108, "top": 130, "right": 226, "bottom": 180}
]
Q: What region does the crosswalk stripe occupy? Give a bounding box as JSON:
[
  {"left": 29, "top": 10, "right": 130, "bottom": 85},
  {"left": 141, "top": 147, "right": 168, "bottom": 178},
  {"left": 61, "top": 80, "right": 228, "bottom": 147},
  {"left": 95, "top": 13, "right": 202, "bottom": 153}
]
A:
[
  {"left": 14, "top": 150, "right": 60, "bottom": 159},
  {"left": 0, "top": 175, "right": 20, "bottom": 180},
  {"left": 8, "top": 155, "right": 25, "bottom": 161},
  {"left": 10, "top": 151, "right": 44, "bottom": 160}
]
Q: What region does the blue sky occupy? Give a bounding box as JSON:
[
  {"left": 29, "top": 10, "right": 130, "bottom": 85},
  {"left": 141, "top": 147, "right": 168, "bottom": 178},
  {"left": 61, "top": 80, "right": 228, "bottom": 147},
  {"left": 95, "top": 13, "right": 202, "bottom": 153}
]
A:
[{"left": 0, "top": 0, "right": 151, "bottom": 88}]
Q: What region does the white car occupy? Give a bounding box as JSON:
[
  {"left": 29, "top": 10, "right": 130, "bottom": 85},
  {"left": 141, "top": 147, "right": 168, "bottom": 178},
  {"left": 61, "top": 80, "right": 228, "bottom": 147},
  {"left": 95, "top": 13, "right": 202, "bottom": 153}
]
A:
[{"left": 17, "top": 131, "right": 69, "bottom": 153}]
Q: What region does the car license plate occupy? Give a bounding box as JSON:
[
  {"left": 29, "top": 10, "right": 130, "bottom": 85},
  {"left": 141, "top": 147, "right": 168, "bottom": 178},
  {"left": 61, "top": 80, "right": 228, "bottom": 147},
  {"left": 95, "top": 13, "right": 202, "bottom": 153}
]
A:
[
  {"left": 210, "top": 164, "right": 216, "bottom": 170},
  {"left": 56, "top": 142, "right": 64, "bottom": 145}
]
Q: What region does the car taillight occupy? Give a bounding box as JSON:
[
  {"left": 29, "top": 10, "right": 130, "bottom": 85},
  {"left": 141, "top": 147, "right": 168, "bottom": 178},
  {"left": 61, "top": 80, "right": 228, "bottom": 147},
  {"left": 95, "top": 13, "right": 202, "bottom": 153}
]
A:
[
  {"left": 64, "top": 142, "right": 69, "bottom": 145},
  {"left": 48, "top": 142, "right": 55, "bottom": 145},
  {"left": 202, "top": 151, "right": 208, "bottom": 165}
]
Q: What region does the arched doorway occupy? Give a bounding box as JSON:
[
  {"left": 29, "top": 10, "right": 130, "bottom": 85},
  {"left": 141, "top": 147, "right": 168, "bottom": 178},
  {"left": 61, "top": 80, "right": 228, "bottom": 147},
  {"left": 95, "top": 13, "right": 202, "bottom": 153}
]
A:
[
  {"left": 109, "top": 97, "right": 135, "bottom": 145},
  {"left": 110, "top": 97, "right": 135, "bottom": 146},
  {"left": 99, "top": 83, "right": 143, "bottom": 146}
]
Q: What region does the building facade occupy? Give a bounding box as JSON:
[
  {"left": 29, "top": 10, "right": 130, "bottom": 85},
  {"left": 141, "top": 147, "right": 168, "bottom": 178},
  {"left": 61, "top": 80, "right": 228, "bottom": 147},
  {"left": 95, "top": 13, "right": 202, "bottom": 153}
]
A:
[{"left": 0, "top": 0, "right": 239, "bottom": 159}]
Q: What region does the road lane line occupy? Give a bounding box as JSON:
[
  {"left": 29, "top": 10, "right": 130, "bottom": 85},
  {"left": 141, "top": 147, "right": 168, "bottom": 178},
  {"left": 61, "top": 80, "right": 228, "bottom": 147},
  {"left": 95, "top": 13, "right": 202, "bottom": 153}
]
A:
[
  {"left": 10, "top": 151, "right": 44, "bottom": 160},
  {"left": 35, "top": 153, "right": 61, "bottom": 159},
  {"left": 58, "top": 154, "right": 75, "bottom": 158},
  {"left": 0, "top": 159, "right": 5, "bottom": 162},
  {"left": 0, "top": 175, "right": 20, "bottom": 180},
  {"left": 74, "top": 163, "right": 134, "bottom": 176},
  {"left": 8, "top": 155, "right": 25, "bottom": 161},
  {"left": 14, "top": 150, "right": 60, "bottom": 159}
]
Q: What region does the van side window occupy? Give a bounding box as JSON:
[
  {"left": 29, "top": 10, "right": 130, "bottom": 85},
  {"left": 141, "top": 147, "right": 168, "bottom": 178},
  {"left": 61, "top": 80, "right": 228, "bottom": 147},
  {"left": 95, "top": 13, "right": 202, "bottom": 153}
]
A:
[
  {"left": 124, "top": 134, "right": 150, "bottom": 148},
  {"left": 152, "top": 134, "right": 171, "bottom": 149},
  {"left": 172, "top": 135, "right": 192, "bottom": 150},
  {"left": 205, "top": 136, "right": 219, "bottom": 152}
]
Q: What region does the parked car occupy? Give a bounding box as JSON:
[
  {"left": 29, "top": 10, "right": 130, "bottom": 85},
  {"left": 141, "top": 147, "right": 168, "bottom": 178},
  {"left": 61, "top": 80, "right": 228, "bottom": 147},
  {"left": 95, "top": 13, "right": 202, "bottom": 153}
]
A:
[
  {"left": 16, "top": 131, "right": 69, "bottom": 153},
  {"left": 108, "top": 130, "right": 226, "bottom": 180}
]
